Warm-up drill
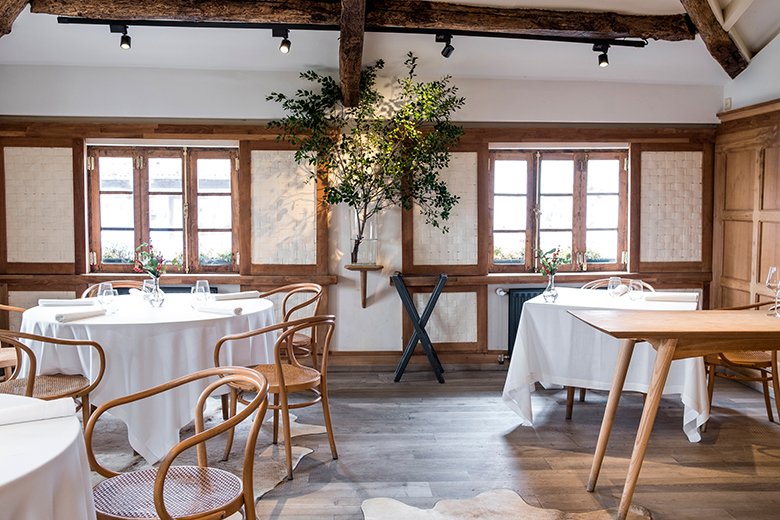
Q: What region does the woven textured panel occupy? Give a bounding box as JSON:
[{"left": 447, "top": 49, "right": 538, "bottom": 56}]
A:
[
  {"left": 93, "top": 466, "right": 242, "bottom": 519},
  {"left": 4, "top": 147, "right": 75, "bottom": 263},
  {"left": 0, "top": 374, "right": 88, "bottom": 397},
  {"left": 8, "top": 291, "right": 76, "bottom": 331},
  {"left": 413, "top": 152, "right": 478, "bottom": 265},
  {"left": 640, "top": 151, "right": 703, "bottom": 262},
  {"left": 250, "top": 151, "right": 317, "bottom": 265},
  {"left": 413, "top": 291, "right": 477, "bottom": 343}
]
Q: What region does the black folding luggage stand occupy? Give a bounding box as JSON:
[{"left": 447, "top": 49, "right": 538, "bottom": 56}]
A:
[{"left": 391, "top": 273, "right": 447, "bottom": 383}]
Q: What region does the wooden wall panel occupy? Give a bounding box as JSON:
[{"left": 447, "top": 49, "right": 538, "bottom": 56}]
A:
[
  {"left": 723, "top": 150, "right": 757, "bottom": 211},
  {"left": 720, "top": 286, "right": 751, "bottom": 308},
  {"left": 762, "top": 146, "right": 780, "bottom": 210},
  {"left": 721, "top": 221, "right": 753, "bottom": 282},
  {"left": 759, "top": 222, "right": 780, "bottom": 285}
]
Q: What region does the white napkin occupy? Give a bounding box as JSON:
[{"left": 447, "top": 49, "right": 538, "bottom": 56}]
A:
[
  {"left": 193, "top": 305, "right": 243, "bottom": 316},
  {"left": 55, "top": 309, "right": 107, "bottom": 323},
  {"left": 38, "top": 298, "right": 96, "bottom": 307},
  {"left": 213, "top": 291, "right": 261, "bottom": 301},
  {"left": 0, "top": 397, "right": 75, "bottom": 426},
  {"left": 644, "top": 291, "right": 699, "bottom": 302}
]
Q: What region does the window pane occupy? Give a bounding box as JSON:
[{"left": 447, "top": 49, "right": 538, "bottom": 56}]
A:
[
  {"left": 148, "top": 157, "right": 182, "bottom": 192},
  {"left": 149, "top": 231, "right": 183, "bottom": 264},
  {"left": 494, "top": 160, "right": 526, "bottom": 194},
  {"left": 197, "top": 158, "right": 231, "bottom": 194},
  {"left": 198, "top": 196, "right": 232, "bottom": 229},
  {"left": 494, "top": 232, "right": 525, "bottom": 263},
  {"left": 540, "top": 160, "right": 573, "bottom": 194},
  {"left": 149, "top": 195, "right": 183, "bottom": 228},
  {"left": 587, "top": 159, "right": 620, "bottom": 193},
  {"left": 99, "top": 194, "right": 134, "bottom": 228},
  {"left": 586, "top": 230, "right": 618, "bottom": 263},
  {"left": 101, "top": 230, "right": 134, "bottom": 264},
  {"left": 586, "top": 195, "right": 619, "bottom": 228},
  {"left": 539, "top": 231, "right": 572, "bottom": 261},
  {"left": 98, "top": 157, "right": 133, "bottom": 191},
  {"left": 199, "top": 232, "right": 232, "bottom": 265},
  {"left": 494, "top": 195, "right": 526, "bottom": 230},
  {"left": 539, "top": 195, "right": 572, "bottom": 229}
]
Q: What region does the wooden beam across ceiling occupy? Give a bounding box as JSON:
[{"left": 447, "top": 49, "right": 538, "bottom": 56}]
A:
[
  {"left": 0, "top": 0, "right": 29, "bottom": 36},
  {"left": 339, "top": 0, "right": 365, "bottom": 107},
  {"left": 680, "top": 0, "right": 750, "bottom": 78}
]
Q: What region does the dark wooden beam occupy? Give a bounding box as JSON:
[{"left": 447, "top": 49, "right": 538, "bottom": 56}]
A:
[
  {"left": 680, "top": 0, "right": 749, "bottom": 78},
  {"left": 0, "top": 0, "right": 28, "bottom": 36},
  {"left": 339, "top": 0, "right": 365, "bottom": 107}
]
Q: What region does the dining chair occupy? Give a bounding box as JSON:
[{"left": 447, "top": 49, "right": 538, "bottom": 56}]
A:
[
  {"left": 85, "top": 366, "right": 269, "bottom": 520},
  {"left": 0, "top": 329, "right": 106, "bottom": 425},
  {"left": 564, "top": 279, "right": 659, "bottom": 419},
  {"left": 0, "top": 304, "right": 25, "bottom": 381},
  {"left": 215, "top": 315, "right": 337, "bottom": 479},
  {"left": 258, "top": 283, "right": 324, "bottom": 366},
  {"left": 704, "top": 301, "right": 780, "bottom": 431},
  {"left": 81, "top": 280, "right": 144, "bottom": 298}
]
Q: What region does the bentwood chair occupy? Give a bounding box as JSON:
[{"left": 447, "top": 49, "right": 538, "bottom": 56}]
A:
[
  {"left": 85, "top": 367, "right": 269, "bottom": 520},
  {"left": 216, "top": 315, "right": 337, "bottom": 479},
  {"left": 0, "top": 304, "right": 25, "bottom": 381},
  {"left": 81, "top": 280, "right": 144, "bottom": 298},
  {"left": 0, "top": 330, "right": 105, "bottom": 425},
  {"left": 258, "top": 283, "right": 324, "bottom": 366},
  {"left": 704, "top": 301, "right": 780, "bottom": 431},
  {"left": 564, "top": 279, "right": 658, "bottom": 419}
]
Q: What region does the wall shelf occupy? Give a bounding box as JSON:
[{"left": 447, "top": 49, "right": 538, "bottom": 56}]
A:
[{"left": 345, "top": 264, "right": 383, "bottom": 308}]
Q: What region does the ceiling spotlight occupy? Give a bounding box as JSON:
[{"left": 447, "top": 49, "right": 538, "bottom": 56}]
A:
[
  {"left": 273, "top": 27, "right": 291, "bottom": 54},
  {"left": 593, "top": 42, "right": 610, "bottom": 67},
  {"left": 436, "top": 33, "right": 454, "bottom": 58},
  {"left": 110, "top": 24, "right": 131, "bottom": 50},
  {"left": 120, "top": 32, "right": 131, "bottom": 50}
]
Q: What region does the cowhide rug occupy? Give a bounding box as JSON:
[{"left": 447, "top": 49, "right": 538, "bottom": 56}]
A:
[
  {"left": 90, "top": 397, "right": 325, "bottom": 502},
  {"left": 362, "top": 489, "right": 652, "bottom": 520}
]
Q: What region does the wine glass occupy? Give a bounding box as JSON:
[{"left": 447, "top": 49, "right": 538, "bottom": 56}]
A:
[
  {"left": 628, "top": 280, "right": 644, "bottom": 301},
  {"left": 98, "top": 288, "right": 119, "bottom": 314},
  {"left": 607, "top": 277, "right": 623, "bottom": 298},
  {"left": 192, "top": 280, "right": 210, "bottom": 303},
  {"left": 96, "top": 282, "right": 113, "bottom": 299},
  {"left": 766, "top": 266, "right": 779, "bottom": 316}
]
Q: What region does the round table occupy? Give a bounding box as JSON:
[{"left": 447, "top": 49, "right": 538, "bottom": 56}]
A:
[
  {"left": 0, "top": 394, "right": 96, "bottom": 520},
  {"left": 20, "top": 294, "right": 277, "bottom": 463}
]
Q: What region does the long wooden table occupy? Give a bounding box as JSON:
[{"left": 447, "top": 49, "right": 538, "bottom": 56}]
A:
[{"left": 569, "top": 309, "right": 780, "bottom": 520}]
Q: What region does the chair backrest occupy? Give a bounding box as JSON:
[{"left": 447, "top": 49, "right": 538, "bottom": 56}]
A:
[
  {"left": 0, "top": 303, "right": 25, "bottom": 314},
  {"left": 84, "top": 366, "right": 269, "bottom": 520},
  {"left": 81, "top": 280, "right": 144, "bottom": 298},
  {"left": 580, "top": 278, "right": 655, "bottom": 292},
  {"left": 258, "top": 283, "right": 323, "bottom": 322},
  {"left": 0, "top": 329, "right": 106, "bottom": 398}
]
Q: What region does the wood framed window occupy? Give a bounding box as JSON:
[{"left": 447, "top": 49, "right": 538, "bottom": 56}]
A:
[
  {"left": 489, "top": 149, "right": 628, "bottom": 273},
  {"left": 87, "top": 146, "right": 238, "bottom": 273}
]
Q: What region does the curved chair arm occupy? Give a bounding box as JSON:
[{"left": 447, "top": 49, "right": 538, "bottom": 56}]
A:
[
  {"left": 721, "top": 300, "right": 777, "bottom": 311},
  {"left": 84, "top": 366, "right": 268, "bottom": 482},
  {"left": 213, "top": 319, "right": 296, "bottom": 369},
  {"left": 272, "top": 316, "right": 335, "bottom": 371},
  {"left": 256, "top": 283, "right": 323, "bottom": 320},
  {"left": 0, "top": 330, "right": 106, "bottom": 400},
  {"left": 0, "top": 334, "right": 37, "bottom": 395},
  {"left": 580, "top": 278, "right": 656, "bottom": 292},
  {"left": 81, "top": 280, "right": 144, "bottom": 298},
  {"left": 0, "top": 303, "right": 26, "bottom": 314}
]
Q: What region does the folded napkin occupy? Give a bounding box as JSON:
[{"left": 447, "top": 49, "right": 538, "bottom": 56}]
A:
[
  {"left": 55, "top": 309, "right": 107, "bottom": 323},
  {"left": 644, "top": 291, "right": 699, "bottom": 302},
  {"left": 0, "top": 397, "right": 75, "bottom": 427},
  {"left": 193, "top": 304, "right": 243, "bottom": 316},
  {"left": 213, "top": 290, "right": 261, "bottom": 301},
  {"left": 38, "top": 298, "right": 96, "bottom": 307}
]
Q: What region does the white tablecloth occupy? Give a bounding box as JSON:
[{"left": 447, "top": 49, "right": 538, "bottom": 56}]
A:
[
  {"left": 0, "top": 394, "right": 96, "bottom": 520},
  {"left": 20, "top": 294, "right": 276, "bottom": 463},
  {"left": 502, "top": 287, "right": 708, "bottom": 442}
]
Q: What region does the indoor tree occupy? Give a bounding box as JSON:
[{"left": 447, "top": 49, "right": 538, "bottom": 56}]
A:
[{"left": 267, "top": 53, "right": 465, "bottom": 264}]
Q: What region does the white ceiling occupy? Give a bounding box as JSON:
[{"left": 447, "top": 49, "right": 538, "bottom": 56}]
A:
[{"left": 0, "top": 1, "right": 778, "bottom": 87}]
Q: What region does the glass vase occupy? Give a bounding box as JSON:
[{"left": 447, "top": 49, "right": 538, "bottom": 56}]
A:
[
  {"left": 349, "top": 209, "right": 378, "bottom": 265},
  {"left": 543, "top": 273, "right": 558, "bottom": 303},
  {"left": 146, "top": 277, "right": 165, "bottom": 307}
]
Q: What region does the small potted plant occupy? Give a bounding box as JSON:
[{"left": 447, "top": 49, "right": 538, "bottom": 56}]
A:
[
  {"left": 536, "top": 247, "right": 564, "bottom": 303},
  {"left": 133, "top": 242, "right": 178, "bottom": 306}
]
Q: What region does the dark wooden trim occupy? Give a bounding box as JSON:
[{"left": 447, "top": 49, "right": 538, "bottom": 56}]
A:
[
  {"left": 680, "top": 0, "right": 750, "bottom": 79},
  {"left": 238, "top": 141, "right": 252, "bottom": 275},
  {"left": 72, "top": 139, "right": 87, "bottom": 275},
  {"left": 5, "top": 263, "right": 75, "bottom": 275},
  {"left": 0, "top": 145, "right": 6, "bottom": 273},
  {"left": 628, "top": 143, "right": 642, "bottom": 272},
  {"left": 339, "top": 0, "right": 366, "bottom": 108},
  {"left": 0, "top": 273, "right": 339, "bottom": 288}
]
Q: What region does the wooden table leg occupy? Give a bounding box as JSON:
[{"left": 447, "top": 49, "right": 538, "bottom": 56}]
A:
[
  {"left": 616, "top": 338, "right": 677, "bottom": 520},
  {"left": 587, "top": 339, "right": 636, "bottom": 492}
]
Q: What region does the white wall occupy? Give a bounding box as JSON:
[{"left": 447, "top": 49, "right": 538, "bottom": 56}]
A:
[{"left": 724, "top": 33, "right": 780, "bottom": 110}]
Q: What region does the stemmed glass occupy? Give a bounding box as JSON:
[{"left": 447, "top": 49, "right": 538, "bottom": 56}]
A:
[
  {"left": 191, "top": 280, "right": 211, "bottom": 304},
  {"left": 98, "top": 288, "right": 119, "bottom": 314},
  {"left": 765, "top": 266, "right": 780, "bottom": 317}
]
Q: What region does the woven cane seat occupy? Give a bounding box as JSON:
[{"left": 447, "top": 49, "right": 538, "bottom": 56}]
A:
[
  {"left": 0, "top": 348, "right": 16, "bottom": 368},
  {"left": 0, "top": 374, "right": 89, "bottom": 398},
  {"left": 705, "top": 351, "right": 772, "bottom": 365},
  {"left": 93, "top": 466, "right": 242, "bottom": 519},
  {"left": 230, "top": 364, "right": 319, "bottom": 394}
]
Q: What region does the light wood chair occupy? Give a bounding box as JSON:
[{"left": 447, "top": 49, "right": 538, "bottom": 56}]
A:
[
  {"left": 85, "top": 366, "right": 269, "bottom": 520},
  {"left": 565, "top": 279, "right": 658, "bottom": 419},
  {"left": 81, "top": 280, "right": 144, "bottom": 298},
  {"left": 704, "top": 301, "right": 780, "bottom": 431},
  {"left": 258, "top": 283, "right": 324, "bottom": 366},
  {"left": 0, "top": 304, "right": 25, "bottom": 381},
  {"left": 215, "top": 315, "right": 337, "bottom": 479},
  {"left": 0, "top": 329, "right": 105, "bottom": 425}
]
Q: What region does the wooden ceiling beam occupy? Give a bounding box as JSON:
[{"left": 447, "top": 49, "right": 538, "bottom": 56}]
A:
[
  {"left": 339, "top": 0, "right": 365, "bottom": 107},
  {"left": 680, "top": 0, "right": 750, "bottom": 78},
  {"left": 0, "top": 0, "right": 29, "bottom": 36}
]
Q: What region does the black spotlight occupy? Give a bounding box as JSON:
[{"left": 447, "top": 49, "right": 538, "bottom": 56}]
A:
[
  {"left": 273, "top": 27, "right": 291, "bottom": 54},
  {"left": 436, "top": 33, "right": 454, "bottom": 58},
  {"left": 110, "top": 24, "right": 131, "bottom": 50},
  {"left": 120, "top": 32, "right": 131, "bottom": 50},
  {"left": 593, "top": 42, "right": 610, "bottom": 67}
]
